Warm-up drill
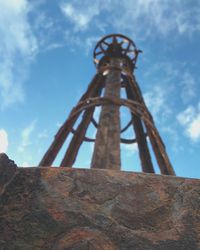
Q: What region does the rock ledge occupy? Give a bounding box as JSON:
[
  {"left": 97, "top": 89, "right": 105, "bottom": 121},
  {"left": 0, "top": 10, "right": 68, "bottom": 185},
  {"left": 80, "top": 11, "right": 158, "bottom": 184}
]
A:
[{"left": 0, "top": 166, "right": 200, "bottom": 250}]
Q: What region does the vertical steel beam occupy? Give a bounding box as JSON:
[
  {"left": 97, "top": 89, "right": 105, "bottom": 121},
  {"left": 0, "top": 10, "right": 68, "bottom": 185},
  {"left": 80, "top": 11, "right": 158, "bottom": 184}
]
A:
[
  {"left": 147, "top": 129, "right": 175, "bottom": 175},
  {"left": 128, "top": 75, "right": 175, "bottom": 175},
  {"left": 125, "top": 80, "right": 155, "bottom": 173},
  {"left": 91, "top": 58, "right": 121, "bottom": 170}
]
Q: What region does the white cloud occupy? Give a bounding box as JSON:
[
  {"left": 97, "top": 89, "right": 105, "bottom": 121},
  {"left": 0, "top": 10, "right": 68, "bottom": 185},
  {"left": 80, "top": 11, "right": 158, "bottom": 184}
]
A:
[
  {"left": 187, "top": 116, "right": 200, "bottom": 141},
  {"left": 144, "top": 85, "right": 171, "bottom": 122},
  {"left": 0, "top": 129, "right": 8, "bottom": 153},
  {"left": 161, "top": 125, "right": 183, "bottom": 153},
  {"left": 61, "top": 4, "right": 89, "bottom": 30},
  {"left": 177, "top": 106, "right": 195, "bottom": 126},
  {"left": 144, "top": 86, "right": 164, "bottom": 116},
  {"left": 63, "top": 30, "right": 100, "bottom": 55},
  {"left": 60, "top": 1, "right": 104, "bottom": 31},
  {"left": 38, "top": 130, "right": 48, "bottom": 139},
  {"left": 18, "top": 120, "right": 36, "bottom": 152},
  {"left": 85, "top": 36, "right": 100, "bottom": 55},
  {"left": 177, "top": 103, "right": 200, "bottom": 142},
  {"left": 60, "top": 0, "right": 200, "bottom": 39},
  {"left": 0, "top": 0, "right": 37, "bottom": 108},
  {"left": 122, "top": 143, "right": 138, "bottom": 157},
  {"left": 143, "top": 61, "right": 197, "bottom": 110},
  {"left": 58, "top": 1, "right": 200, "bottom": 60}
]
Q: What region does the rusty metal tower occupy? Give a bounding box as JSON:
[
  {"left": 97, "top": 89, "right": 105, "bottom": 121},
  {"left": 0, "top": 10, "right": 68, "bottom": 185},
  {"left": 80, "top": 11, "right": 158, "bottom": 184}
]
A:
[{"left": 39, "top": 34, "right": 175, "bottom": 175}]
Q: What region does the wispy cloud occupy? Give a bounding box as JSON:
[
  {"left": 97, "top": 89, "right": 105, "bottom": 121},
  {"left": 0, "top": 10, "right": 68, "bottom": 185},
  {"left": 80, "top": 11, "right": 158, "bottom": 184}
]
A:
[
  {"left": 60, "top": 1, "right": 106, "bottom": 32},
  {"left": 122, "top": 143, "right": 138, "bottom": 157},
  {"left": 38, "top": 130, "right": 48, "bottom": 139},
  {"left": 180, "top": 71, "right": 196, "bottom": 103},
  {"left": 177, "top": 103, "right": 200, "bottom": 142},
  {"left": 60, "top": 0, "right": 200, "bottom": 39},
  {"left": 57, "top": 0, "right": 200, "bottom": 65},
  {"left": 144, "top": 85, "right": 172, "bottom": 122},
  {"left": 0, "top": 129, "right": 8, "bottom": 153},
  {"left": 0, "top": 0, "right": 37, "bottom": 109},
  {"left": 64, "top": 30, "right": 99, "bottom": 55},
  {"left": 161, "top": 125, "right": 183, "bottom": 153},
  {"left": 143, "top": 61, "right": 197, "bottom": 114},
  {"left": 61, "top": 3, "right": 92, "bottom": 31},
  {"left": 18, "top": 120, "right": 36, "bottom": 152}
]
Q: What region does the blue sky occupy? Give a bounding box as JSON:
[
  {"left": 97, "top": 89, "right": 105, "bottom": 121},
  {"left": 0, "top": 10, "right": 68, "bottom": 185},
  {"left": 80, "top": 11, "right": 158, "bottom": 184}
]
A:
[{"left": 0, "top": 0, "right": 200, "bottom": 178}]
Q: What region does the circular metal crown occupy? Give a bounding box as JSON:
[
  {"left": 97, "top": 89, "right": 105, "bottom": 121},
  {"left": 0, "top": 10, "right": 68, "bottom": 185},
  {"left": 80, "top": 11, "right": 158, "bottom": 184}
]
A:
[{"left": 93, "top": 34, "right": 142, "bottom": 69}]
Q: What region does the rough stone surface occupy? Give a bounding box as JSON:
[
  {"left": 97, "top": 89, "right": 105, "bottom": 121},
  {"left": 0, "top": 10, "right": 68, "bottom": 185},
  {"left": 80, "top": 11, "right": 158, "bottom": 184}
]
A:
[
  {"left": 0, "top": 167, "right": 200, "bottom": 250},
  {"left": 0, "top": 153, "right": 17, "bottom": 194}
]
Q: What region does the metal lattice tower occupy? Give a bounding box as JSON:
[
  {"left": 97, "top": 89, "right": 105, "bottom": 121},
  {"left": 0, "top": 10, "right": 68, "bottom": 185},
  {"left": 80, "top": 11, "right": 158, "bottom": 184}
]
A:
[{"left": 39, "top": 34, "right": 175, "bottom": 175}]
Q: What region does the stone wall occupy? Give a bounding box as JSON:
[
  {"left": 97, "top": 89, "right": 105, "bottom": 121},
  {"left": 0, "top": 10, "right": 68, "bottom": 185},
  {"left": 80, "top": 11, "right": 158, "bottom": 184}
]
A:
[{"left": 0, "top": 161, "right": 200, "bottom": 249}]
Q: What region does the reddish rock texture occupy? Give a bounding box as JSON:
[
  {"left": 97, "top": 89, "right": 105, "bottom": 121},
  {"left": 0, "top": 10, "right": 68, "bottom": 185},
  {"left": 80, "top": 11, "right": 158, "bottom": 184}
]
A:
[{"left": 0, "top": 166, "right": 200, "bottom": 249}]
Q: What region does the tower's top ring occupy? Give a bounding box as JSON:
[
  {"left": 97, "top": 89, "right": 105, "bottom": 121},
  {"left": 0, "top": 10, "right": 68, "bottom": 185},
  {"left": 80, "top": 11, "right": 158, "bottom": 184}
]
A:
[{"left": 93, "top": 34, "right": 142, "bottom": 69}]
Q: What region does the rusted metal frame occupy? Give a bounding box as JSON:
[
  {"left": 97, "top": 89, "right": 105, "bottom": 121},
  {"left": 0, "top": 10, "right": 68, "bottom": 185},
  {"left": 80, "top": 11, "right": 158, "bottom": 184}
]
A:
[
  {"left": 91, "top": 59, "right": 121, "bottom": 170},
  {"left": 127, "top": 74, "right": 175, "bottom": 175},
  {"left": 38, "top": 73, "right": 104, "bottom": 167},
  {"left": 83, "top": 137, "right": 95, "bottom": 142},
  {"left": 125, "top": 77, "right": 155, "bottom": 173},
  {"left": 121, "top": 138, "right": 136, "bottom": 144},
  {"left": 92, "top": 113, "right": 135, "bottom": 133},
  {"left": 121, "top": 74, "right": 128, "bottom": 89},
  {"left": 99, "top": 43, "right": 106, "bottom": 54},
  {"left": 121, "top": 82, "right": 127, "bottom": 88},
  {"left": 120, "top": 118, "right": 133, "bottom": 133},
  {"left": 66, "top": 97, "right": 167, "bottom": 168},
  {"left": 102, "top": 41, "right": 109, "bottom": 46},
  {"left": 60, "top": 82, "right": 103, "bottom": 167},
  {"left": 129, "top": 74, "right": 175, "bottom": 174},
  {"left": 58, "top": 97, "right": 163, "bottom": 158},
  {"left": 67, "top": 97, "right": 153, "bottom": 128},
  {"left": 146, "top": 127, "right": 175, "bottom": 175},
  {"left": 127, "top": 74, "right": 152, "bottom": 116},
  {"left": 125, "top": 42, "right": 131, "bottom": 54},
  {"left": 59, "top": 107, "right": 96, "bottom": 167},
  {"left": 131, "top": 49, "right": 142, "bottom": 66},
  {"left": 59, "top": 97, "right": 167, "bottom": 174},
  {"left": 95, "top": 51, "right": 104, "bottom": 56},
  {"left": 93, "top": 34, "right": 137, "bottom": 62},
  {"left": 98, "top": 65, "right": 122, "bottom": 74},
  {"left": 98, "top": 65, "right": 133, "bottom": 78},
  {"left": 93, "top": 35, "right": 139, "bottom": 73},
  {"left": 68, "top": 97, "right": 156, "bottom": 130},
  {"left": 91, "top": 117, "right": 98, "bottom": 128},
  {"left": 71, "top": 129, "right": 95, "bottom": 142},
  {"left": 71, "top": 128, "right": 138, "bottom": 144}
]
